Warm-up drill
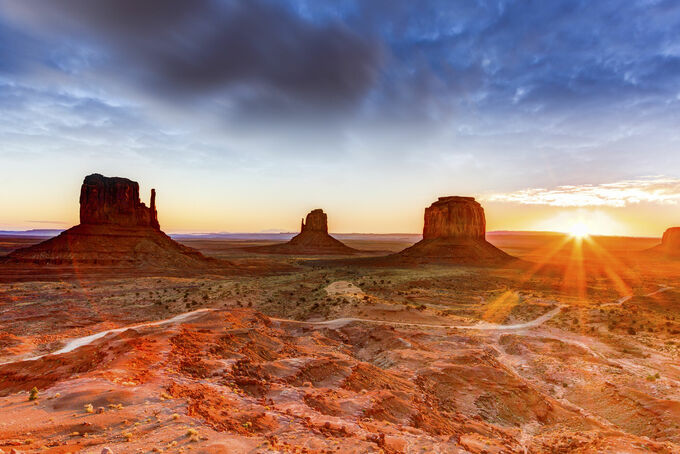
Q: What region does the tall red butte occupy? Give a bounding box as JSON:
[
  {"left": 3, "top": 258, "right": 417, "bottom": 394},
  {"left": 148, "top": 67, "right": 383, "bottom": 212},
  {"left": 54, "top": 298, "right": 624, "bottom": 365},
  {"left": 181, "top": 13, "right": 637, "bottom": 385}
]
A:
[
  {"left": 398, "top": 196, "right": 512, "bottom": 263},
  {"left": 4, "top": 174, "right": 212, "bottom": 269},
  {"left": 79, "top": 173, "right": 160, "bottom": 229}
]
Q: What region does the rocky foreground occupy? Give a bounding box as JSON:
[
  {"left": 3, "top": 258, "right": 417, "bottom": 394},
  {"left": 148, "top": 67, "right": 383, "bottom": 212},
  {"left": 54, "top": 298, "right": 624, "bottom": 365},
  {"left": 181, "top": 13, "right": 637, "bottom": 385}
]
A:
[{"left": 1, "top": 306, "right": 677, "bottom": 454}]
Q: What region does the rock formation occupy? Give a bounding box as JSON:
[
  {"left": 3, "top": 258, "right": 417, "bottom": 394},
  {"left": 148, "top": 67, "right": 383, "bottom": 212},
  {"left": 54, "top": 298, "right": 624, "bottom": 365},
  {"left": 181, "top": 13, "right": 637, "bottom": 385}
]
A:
[
  {"left": 423, "top": 197, "right": 485, "bottom": 240},
  {"left": 250, "top": 209, "right": 358, "bottom": 255},
  {"left": 650, "top": 227, "right": 680, "bottom": 257},
  {"left": 398, "top": 196, "right": 512, "bottom": 263},
  {"left": 3, "top": 174, "right": 216, "bottom": 270},
  {"left": 662, "top": 227, "right": 680, "bottom": 251},
  {"left": 79, "top": 174, "right": 159, "bottom": 228},
  {"left": 300, "top": 209, "right": 328, "bottom": 234}
]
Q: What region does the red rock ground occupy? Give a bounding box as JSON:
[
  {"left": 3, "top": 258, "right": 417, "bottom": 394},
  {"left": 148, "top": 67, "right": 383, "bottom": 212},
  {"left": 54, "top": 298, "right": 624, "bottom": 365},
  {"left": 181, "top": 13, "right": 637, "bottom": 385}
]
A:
[{"left": 1, "top": 308, "right": 677, "bottom": 454}]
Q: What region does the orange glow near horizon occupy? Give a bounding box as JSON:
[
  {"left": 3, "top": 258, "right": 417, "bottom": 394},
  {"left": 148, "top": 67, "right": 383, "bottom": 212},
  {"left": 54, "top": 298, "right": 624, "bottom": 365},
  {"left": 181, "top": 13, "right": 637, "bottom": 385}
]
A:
[
  {"left": 568, "top": 223, "right": 590, "bottom": 239},
  {"left": 1, "top": 203, "right": 673, "bottom": 238},
  {"left": 1, "top": 171, "right": 677, "bottom": 237},
  {"left": 509, "top": 230, "right": 643, "bottom": 333}
]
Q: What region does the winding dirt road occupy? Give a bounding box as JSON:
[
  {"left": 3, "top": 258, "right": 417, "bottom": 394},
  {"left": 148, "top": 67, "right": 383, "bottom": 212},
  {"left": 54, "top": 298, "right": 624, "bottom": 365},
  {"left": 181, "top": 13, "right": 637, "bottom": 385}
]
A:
[
  {"left": 0, "top": 304, "right": 565, "bottom": 367},
  {"left": 3, "top": 282, "right": 671, "bottom": 367},
  {"left": 271, "top": 305, "right": 563, "bottom": 330},
  {"left": 0, "top": 309, "right": 212, "bottom": 366},
  {"left": 600, "top": 284, "right": 672, "bottom": 308}
]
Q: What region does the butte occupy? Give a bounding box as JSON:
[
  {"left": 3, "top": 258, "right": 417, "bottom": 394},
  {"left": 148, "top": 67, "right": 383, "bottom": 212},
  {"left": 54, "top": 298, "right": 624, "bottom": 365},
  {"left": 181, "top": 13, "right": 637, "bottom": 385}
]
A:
[
  {"left": 313, "top": 196, "right": 514, "bottom": 267},
  {"left": 2, "top": 173, "right": 217, "bottom": 271},
  {"left": 396, "top": 196, "right": 513, "bottom": 263},
  {"left": 649, "top": 227, "right": 680, "bottom": 258},
  {"left": 249, "top": 209, "right": 358, "bottom": 255}
]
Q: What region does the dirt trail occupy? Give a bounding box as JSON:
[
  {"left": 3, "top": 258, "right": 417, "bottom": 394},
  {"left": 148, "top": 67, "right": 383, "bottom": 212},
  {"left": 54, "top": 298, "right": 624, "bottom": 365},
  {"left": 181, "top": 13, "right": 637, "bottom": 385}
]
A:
[
  {"left": 271, "top": 305, "right": 563, "bottom": 330},
  {"left": 0, "top": 309, "right": 211, "bottom": 366},
  {"left": 0, "top": 302, "right": 564, "bottom": 367},
  {"left": 600, "top": 284, "right": 672, "bottom": 308},
  {"left": 3, "top": 282, "right": 670, "bottom": 367}
]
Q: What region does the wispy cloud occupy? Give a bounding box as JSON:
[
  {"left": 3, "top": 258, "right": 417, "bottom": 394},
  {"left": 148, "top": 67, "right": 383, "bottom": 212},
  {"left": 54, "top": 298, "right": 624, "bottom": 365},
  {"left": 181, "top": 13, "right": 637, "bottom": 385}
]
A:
[{"left": 488, "top": 177, "right": 680, "bottom": 207}]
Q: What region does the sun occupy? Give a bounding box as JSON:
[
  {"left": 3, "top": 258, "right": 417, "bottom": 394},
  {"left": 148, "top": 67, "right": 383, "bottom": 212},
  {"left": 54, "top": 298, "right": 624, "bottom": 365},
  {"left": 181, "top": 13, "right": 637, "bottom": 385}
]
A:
[{"left": 568, "top": 223, "right": 590, "bottom": 238}]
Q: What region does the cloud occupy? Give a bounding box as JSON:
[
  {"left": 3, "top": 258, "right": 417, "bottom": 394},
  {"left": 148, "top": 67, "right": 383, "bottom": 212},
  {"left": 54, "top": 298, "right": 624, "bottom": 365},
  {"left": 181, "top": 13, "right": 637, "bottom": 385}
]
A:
[
  {"left": 487, "top": 177, "right": 680, "bottom": 207},
  {"left": 1, "top": 0, "right": 680, "bottom": 179},
  {"left": 1, "top": 0, "right": 382, "bottom": 113},
  {"left": 3, "top": 0, "right": 680, "bottom": 122}
]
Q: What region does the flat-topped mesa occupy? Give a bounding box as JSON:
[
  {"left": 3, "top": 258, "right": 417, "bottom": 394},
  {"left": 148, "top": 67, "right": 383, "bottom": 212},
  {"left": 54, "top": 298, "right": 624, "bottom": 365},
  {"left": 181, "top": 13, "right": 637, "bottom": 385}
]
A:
[
  {"left": 423, "top": 196, "right": 485, "bottom": 240},
  {"left": 301, "top": 209, "right": 328, "bottom": 234},
  {"left": 396, "top": 195, "right": 512, "bottom": 263},
  {"left": 661, "top": 227, "right": 680, "bottom": 253},
  {"left": 79, "top": 173, "right": 159, "bottom": 229}
]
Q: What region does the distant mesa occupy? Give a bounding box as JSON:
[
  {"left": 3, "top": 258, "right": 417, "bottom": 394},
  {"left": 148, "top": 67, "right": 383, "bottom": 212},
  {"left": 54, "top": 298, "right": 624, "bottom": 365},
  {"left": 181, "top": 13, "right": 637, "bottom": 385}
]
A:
[
  {"left": 651, "top": 227, "right": 680, "bottom": 257},
  {"left": 3, "top": 173, "right": 215, "bottom": 270},
  {"left": 249, "top": 209, "right": 358, "bottom": 255},
  {"left": 397, "top": 196, "right": 513, "bottom": 263},
  {"left": 662, "top": 227, "right": 680, "bottom": 250}
]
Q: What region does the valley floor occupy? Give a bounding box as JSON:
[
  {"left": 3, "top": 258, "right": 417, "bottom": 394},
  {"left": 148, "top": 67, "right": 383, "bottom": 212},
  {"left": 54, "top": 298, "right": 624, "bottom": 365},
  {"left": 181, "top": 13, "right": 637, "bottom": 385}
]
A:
[{"left": 1, "top": 234, "right": 679, "bottom": 453}]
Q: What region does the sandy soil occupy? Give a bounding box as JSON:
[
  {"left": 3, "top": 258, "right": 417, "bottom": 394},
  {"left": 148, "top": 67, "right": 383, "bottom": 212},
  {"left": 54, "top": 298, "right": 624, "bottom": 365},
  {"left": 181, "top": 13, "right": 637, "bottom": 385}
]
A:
[{"left": 1, "top": 233, "right": 679, "bottom": 453}]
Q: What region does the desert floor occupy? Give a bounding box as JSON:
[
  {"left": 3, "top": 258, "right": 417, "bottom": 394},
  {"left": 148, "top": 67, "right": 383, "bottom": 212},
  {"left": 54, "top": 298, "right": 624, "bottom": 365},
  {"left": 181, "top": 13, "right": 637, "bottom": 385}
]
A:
[{"left": 1, "top": 233, "right": 679, "bottom": 453}]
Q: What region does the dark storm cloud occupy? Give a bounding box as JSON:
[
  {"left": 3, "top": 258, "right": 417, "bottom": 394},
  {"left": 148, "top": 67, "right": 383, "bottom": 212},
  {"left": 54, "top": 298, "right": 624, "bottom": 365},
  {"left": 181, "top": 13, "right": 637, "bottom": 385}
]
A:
[
  {"left": 1, "top": 0, "right": 382, "bottom": 109},
  {"left": 2, "top": 0, "right": 680, "bottom": 180},
  {"left": 3, "top": 0, "right": 680, "bottom": 120}
]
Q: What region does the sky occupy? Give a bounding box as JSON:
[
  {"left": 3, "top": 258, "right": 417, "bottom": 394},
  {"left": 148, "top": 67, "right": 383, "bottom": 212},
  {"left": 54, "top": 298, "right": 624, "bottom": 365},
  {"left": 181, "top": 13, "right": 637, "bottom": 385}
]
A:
[{"left": 1, "top": 0, "right": 680, "bottom": 236}]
